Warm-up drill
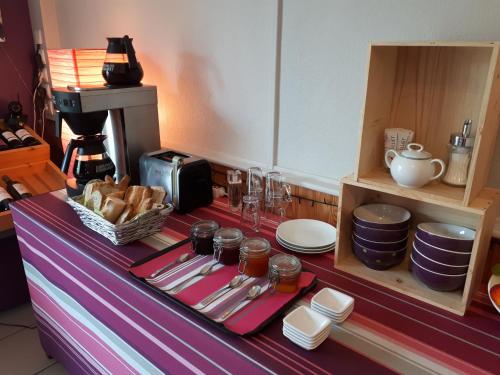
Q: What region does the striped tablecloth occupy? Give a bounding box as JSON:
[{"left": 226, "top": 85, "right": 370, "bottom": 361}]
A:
[{"left": 10, "top": 192, "right": 500, "bottom": 374}]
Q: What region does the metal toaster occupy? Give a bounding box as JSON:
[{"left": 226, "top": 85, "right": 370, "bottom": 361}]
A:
[{"left": 139, "top": 149, "right": 213, "bottom": 214}]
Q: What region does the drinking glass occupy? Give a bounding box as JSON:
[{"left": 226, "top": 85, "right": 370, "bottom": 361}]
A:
[
  {"left": 227, "top": 169, "right": 242, "bottom": 212},
  {"left": 241, "top": 194, "right": 260, "bottom": 232},
  {"left": 247, "top": 167, "right": 263, "bottom": 197},
  {"left": 264, "top": 171, "right": 292, "bottom": 222}
]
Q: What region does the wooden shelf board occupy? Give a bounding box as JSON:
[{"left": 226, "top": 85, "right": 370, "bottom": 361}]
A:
[{"left": 335, "top": 250, "right": 465, "bottom": 315}]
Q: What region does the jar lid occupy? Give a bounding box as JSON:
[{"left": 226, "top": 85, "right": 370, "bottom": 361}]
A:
[
  {"left": 400, "top": 143, "right": 432, "bottom": 160},
  {"left": 269, "top": 254, "right": 301, "bottom": 276},
  {"left": 191, "top": 220, "right": 219, "bottom": 237},
  {"left": 240, "top": 237, "right": 270, "bottom": 254},
  {"left": 213, "top": 227, "right": 243, "bottom": 245}
]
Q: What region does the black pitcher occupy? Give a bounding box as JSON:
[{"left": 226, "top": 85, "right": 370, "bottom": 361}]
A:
[{"left": 102, "top": 35, "right": 143, "bottom": 86}]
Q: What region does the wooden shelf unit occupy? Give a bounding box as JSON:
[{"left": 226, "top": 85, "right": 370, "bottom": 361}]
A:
[
  {"left": 335, "top": 42, "right": 500, "bottom": 315},
  {"left": 0, "top": 128, "right": 66, "bottom": 232},
  {"left": 355, "top": 42, "right": 500, "bottom": 206},
  {"left": 335, "top": 177, "right": 499, "bottom": 315}
]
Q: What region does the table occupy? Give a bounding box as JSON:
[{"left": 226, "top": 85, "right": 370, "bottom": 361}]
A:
[{"left": 10, "top": 191, "right": 500, "bottom": 374}]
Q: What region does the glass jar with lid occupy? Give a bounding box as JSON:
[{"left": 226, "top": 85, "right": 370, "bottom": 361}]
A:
[
  {"left": 268, "top": 254, "right": 302, "bottom": 293},
  {"left": 191, "top": 220, "right": 220, "bottom": 255},
  {"left": 213, "top": 227, "right": 244, "bottom": 265},
  {"left": 238, "top": 237, "right": 271, "bottom": 277}
]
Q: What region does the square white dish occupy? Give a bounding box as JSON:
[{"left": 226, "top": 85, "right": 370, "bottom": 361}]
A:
[
  {"left": 311, "top": 288, "right": 354, "bottom": 314},
  {"left": 283, "top": 306, "right": 332, "bottom": 337}
]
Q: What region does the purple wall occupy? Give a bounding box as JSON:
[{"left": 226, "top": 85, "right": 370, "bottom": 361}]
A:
[{"left": 0, "top": 0, "right": 34, "bottom": 123}]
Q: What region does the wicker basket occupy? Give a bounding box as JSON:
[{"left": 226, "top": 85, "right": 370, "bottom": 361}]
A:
[{"left": 67, "top": 195, "right": 174, "bottom": 245}]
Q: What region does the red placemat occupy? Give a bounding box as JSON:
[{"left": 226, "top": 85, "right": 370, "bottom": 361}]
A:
[{"left": 129, "top": 241, "right": 317, "bottom": 335}]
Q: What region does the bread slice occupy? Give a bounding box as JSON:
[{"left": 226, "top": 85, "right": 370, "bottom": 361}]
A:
[
  {"left": 91, "top": 190, "right": 105, "bottom": 212},
  {"left": 125, "top": 186, "right": 152, "bottom": 210},
  {"left": 115, "top": 204, "right": 134, "bottom": 225},
  {"left": 83, "top": 180, "right": 105, "bottom": 209},
  {"left": 150, "top": 186, "right": 166, "bottom": 204},
  {"left": 116, "top": 175, "right": 131, "bottom": 191},
  {"left": 100, "top": 196, "right": 127, "bottom": 223},
  {"left": 107, "top": 190, "right": 125, "bottom": 200}
]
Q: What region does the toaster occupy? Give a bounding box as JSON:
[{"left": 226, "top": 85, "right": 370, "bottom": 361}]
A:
[{"left": 139, "top": 149, "right": 213, "bottom": 213}]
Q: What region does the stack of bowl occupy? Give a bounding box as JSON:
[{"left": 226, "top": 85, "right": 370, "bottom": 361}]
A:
[
  {"left": 351, "top": 203, "right": 411, "bottom": 270},
  {"left": 411, "top": 223, "right": 475, "bottom": 292}
]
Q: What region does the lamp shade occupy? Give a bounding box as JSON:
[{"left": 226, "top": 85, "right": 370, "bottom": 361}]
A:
[{"left": 47, "top": 49, "right": 106, "bottom": 88}]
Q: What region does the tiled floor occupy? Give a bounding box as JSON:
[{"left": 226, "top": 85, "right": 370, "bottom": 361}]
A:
[{"left": 0, "top": 303, "right": 69, "bottom": 375}]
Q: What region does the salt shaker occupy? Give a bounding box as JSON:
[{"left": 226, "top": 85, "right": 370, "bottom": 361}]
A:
[
  {"left": 227, "top": 169, "right": 242, "bottom": 212},
  {"left": 443, "top": 120, "right": 474, "bottom": 187}
]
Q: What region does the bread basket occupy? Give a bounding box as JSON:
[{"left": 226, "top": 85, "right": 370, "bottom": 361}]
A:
[{"left": 67, "top": 195, "right": 174, "bottom": 245}]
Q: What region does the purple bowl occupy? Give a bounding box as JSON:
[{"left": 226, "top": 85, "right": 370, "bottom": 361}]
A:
[
  {"left": 352, "top": 237, "right": 407, "bottom": 270},
  {"left": 414, "top": 235, "right": 471, "bottom": 265},
  {"left": 411, "top": 243, "right": 468, "bottom": 275},
  {"left": 416, "top": 223, "right": 475, "bottom": 253},
  {"left": 410, "top": 256, "right": 466, "bottom": 292},
  {"left": 353, "top": 232, "right": 408, "bottom": 251},
  {"left": 353, "top": 203, "right": 411, "bottom": 230},
  {"left": 353, "top": 221, "right": 408, "bottom": 242}
]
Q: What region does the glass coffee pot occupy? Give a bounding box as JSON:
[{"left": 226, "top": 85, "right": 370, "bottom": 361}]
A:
[{"left": 102, "top": 35, "right": 144, "bottom": 86}]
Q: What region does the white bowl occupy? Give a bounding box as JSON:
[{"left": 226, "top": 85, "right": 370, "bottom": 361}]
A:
[
  {"left": 311, "top": 288, "right": 354, "bottom": 314},
  {"left": 283, "top": 326, "right": 330, "bottom": 343},
  {"left": 488, "top": 274, "right": 500, "bottom": 314},
  {"left": 283, "top": 306, "right": 332, "bottom": 338},
  {"left": 283, "top": 328, "right": 329, "bottom": 350}
]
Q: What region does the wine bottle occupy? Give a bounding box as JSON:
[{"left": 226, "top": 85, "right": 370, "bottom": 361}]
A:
[
  {"left": 0, "top": 121, "right": 23, "bottom": 148},
  {"left": 7, "top": 122, "right": 40, "bottom": 146},
  {"left": 0, "top": 138, "right": 8, "bottom": 151},
  {"left": 0, "top": 186, "right": 14, "bottom": 211},
  {"left": 2, "top": 175, "right": 32, "bottom": 200}
]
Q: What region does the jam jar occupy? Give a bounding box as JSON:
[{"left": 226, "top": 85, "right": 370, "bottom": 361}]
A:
[
  {"left": 238, "top": 237, "right": 271, "bottom": 277},
  {"left": 268, "top": 254, "right": 302, "bottom": 293},
  {"left": 213, "top": 227, "right": 244, "bottom": 265},
  {"left": 191, "top": 220, "right": 220, "bottom": 255}
]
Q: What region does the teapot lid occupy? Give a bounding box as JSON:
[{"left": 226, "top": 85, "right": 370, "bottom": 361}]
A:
[{"left": 400, "top": 143, "right": 432, "bottom": 160}]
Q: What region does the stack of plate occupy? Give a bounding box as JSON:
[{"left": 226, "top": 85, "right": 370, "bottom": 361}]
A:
[
  {"left": 276, "top": 219, "right": 336, "bottom": 254},
  {"left": 311, "top": 288, "right": 354, "bottom": 323},
  {"left": 283, "top": 306, "right": 332, "bottom": 350}
]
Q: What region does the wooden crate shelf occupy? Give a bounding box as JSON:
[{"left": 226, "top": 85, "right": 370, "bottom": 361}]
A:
[
  {"left": 355, "top": 42, "right": 500, "bottom": 206},
  {"left": 334, "top": 177, "right": 499, "bottom": 315},
  {"left": 0, "top": 127, "right": 66, "bottom": 232}
]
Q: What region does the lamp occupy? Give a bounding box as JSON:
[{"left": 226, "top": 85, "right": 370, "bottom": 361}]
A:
[{"left": 47, "top": 49, "right": 106, "bottom": 88}]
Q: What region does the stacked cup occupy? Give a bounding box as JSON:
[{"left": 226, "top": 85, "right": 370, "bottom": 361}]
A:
[
  {"left": 410, "top": 223, "right": 474, "bottom": 291},
  {"left": 352, "top": 203, "right": 411, "bottom": 270},
  {"left": 311, "top": 288, "right": 354, "bottom": 324}
]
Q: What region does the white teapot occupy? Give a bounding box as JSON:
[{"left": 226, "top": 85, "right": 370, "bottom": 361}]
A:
[{"left": 385, "top": 143, "right": 445, "bottom": 188}]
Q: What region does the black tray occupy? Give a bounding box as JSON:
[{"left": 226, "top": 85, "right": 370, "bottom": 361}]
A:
[{"left": 129, "top": 238, "right": 317, "bottom": 336}]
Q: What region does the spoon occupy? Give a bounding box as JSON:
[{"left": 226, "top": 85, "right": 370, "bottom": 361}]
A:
[
  {"left": 218, "top": 285, "right": 262, "bottom": 321},
  {"left": 150, "top": 253, "right": 191, "bottom": 278},
  {"left": 168, "top": 261, "right": 218, "bottom": 293},
  {"left": 195, "top": 275, "right": 247, "bottom": 310}
]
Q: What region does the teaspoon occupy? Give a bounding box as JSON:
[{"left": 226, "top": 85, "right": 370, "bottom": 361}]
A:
[
  {"left": 218, "top": 285, "right": 262, "bottom": 321},
  {"left": 150, "top": 253, "right": 191, "bottom": 278},
  {"left": 168, "top": 261, "right": 218, "bottom": 293},
  {"left": 196, "top": 274, "right": 247, "bottom": 310}
]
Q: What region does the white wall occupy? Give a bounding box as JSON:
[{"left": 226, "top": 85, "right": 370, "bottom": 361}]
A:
[{"left": 32, "top": 0, "right": 500, "bottom": 192}]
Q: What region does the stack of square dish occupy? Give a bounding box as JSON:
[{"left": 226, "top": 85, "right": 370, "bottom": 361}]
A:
[
  {"left": 282, "top": 306, "right": 332, "bottom": 350},
  {"left": 311, "top": 288, "right": 354, "bottom": 323},
  {"left": 351, "top": 203, "right": 411, "bottom": 270},
  {"left": 410, "top": 223, "right": 474, "bottom": 292}
]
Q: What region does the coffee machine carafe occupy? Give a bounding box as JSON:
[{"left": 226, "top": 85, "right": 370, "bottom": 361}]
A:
[{"left": 58, "top": 110, "right": 116, "bottom": 195}]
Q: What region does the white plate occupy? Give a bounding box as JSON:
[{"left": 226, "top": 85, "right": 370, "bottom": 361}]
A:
[
  {"left": 311, "top": 288, "right": 354, "bottom": 314},
  {"left": 283, "top": 306, "right": 332, "bottom": 337},
  {"left": 277, "top": 219, "right": 337, "bottom": 248},
  {"left": 276, "top": 236, "right": 334, "bottom": 254},
  {"left": 277, "top": 233, "right": 335, "bottom": 250}
]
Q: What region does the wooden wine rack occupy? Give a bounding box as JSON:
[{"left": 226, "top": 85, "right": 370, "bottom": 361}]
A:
[{"left": 0, "top": 127, "right": 66, "bottom": 232}]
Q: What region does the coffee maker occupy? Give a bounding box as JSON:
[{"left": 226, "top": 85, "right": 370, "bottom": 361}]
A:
[{"left": 53, "top": 84, "right": 161, "bottom": 195}]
